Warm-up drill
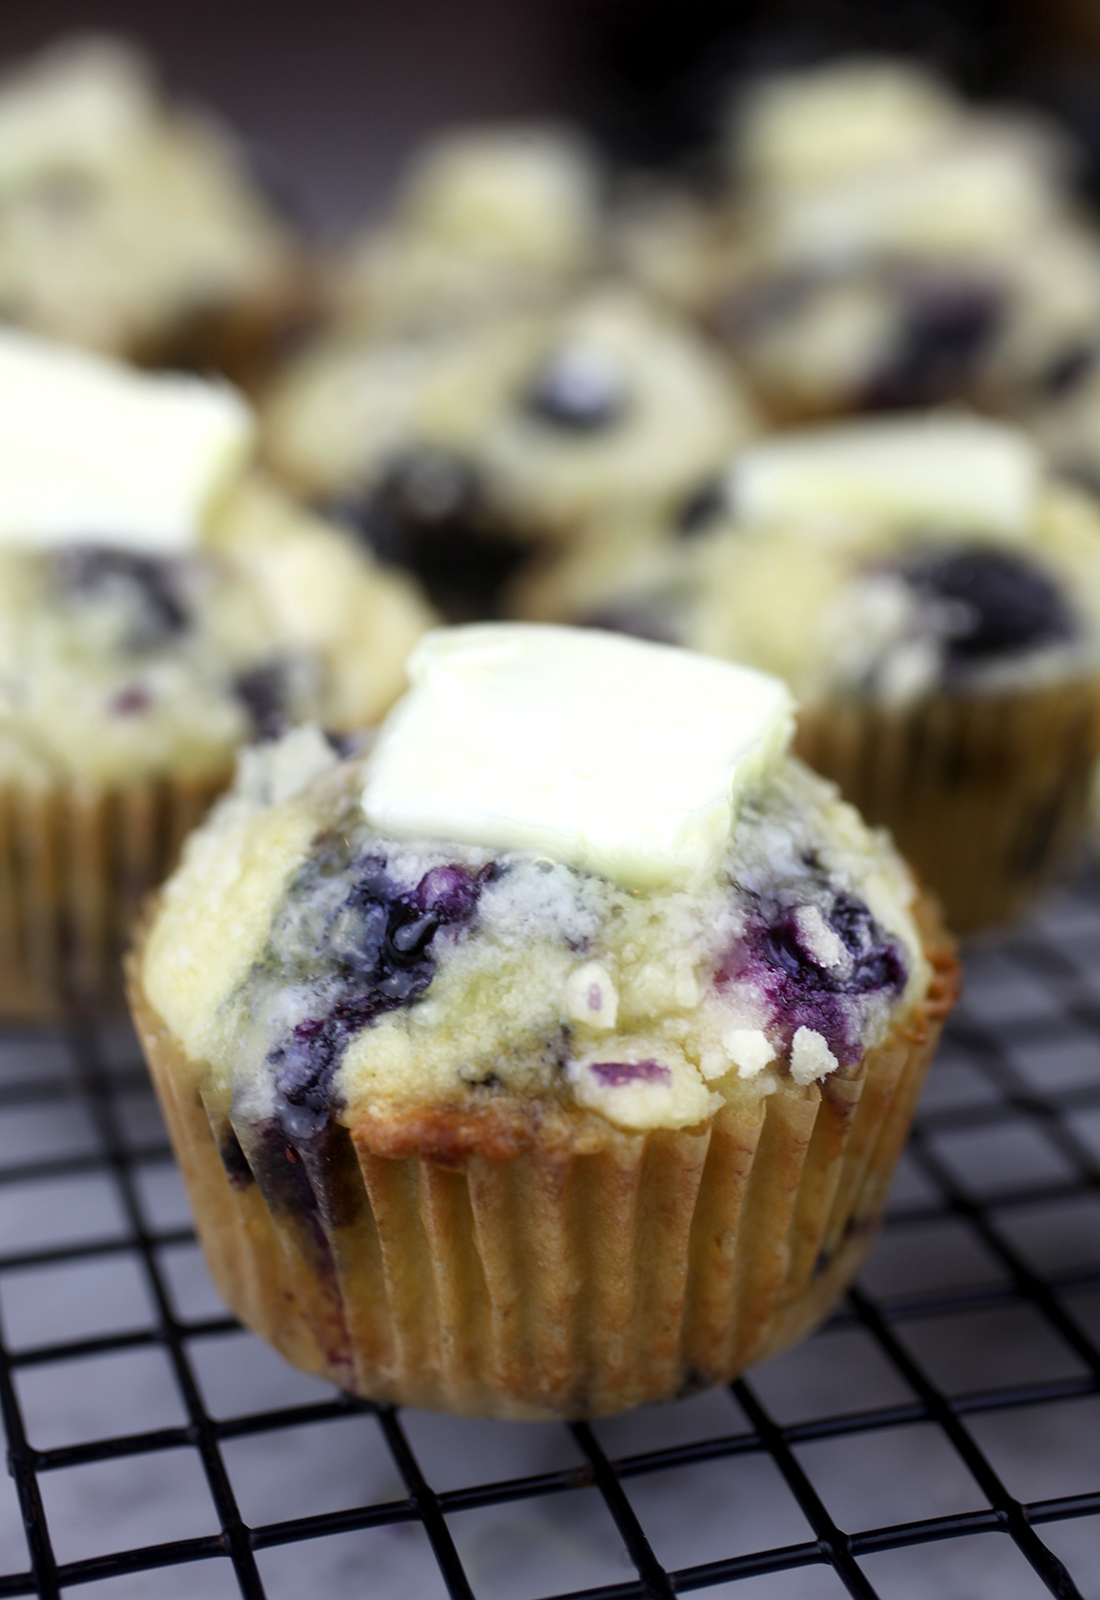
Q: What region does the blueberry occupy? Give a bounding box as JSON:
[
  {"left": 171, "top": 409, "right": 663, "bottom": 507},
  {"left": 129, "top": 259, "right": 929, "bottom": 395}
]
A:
[
  {"left": 268, "top": 856, "right": 496, "bottom": 1138},
  {"left": 109, "top": 685, "right": 152, "bottom": 716},
  {"left": 525, "top": 347, "right": 628, "bottom": 431},
  {"left": 591, "top": 1058, "right": 671, "bottom": 1087},
  {"left": 328, "top": 452, "right": 526, "bottom": 622},
  {"left": 375, "top": 965, "right": 432, "bottom": 1004},
  {"left": 382, "top": 452, "right": 478, "bottom": 527},
  {"left": 415, "top": 862, "right": 492, "bottom": 922},
  {"left": 675, "top": 477, "right": 729, "bottom": 538},
  {"left": 218, "top": 1126, "right": 254, "bottom": 1188},
  {"left": 720, "top": 887, "right": 906, "bottom": 1067},
  {"left": 895, "top": 546, "right": 1075, "bottom": 669},
  {"left": 863, "top": 279, "right": 1002, "bottom": 410},
  {"left": 1040, "top": 344, "right": 1097, "bottom": 398},
  {"left": 827, "top": 892, "right": 907, "bottom": 992},
  {"left": 323, "top": 729, "right": 369, "bottom": 760},
  {"left": 328, "top": 451, "right": 481, "bottom": 574},
  {"left": 54, "top": 547, "right": 190, "bottom": 647},
  {"left": 387, "top": 911, "right": 440, "bottom": 957},
  {"left": 273, "top": 1023, "right": 341, "bottom": 1142},
  {"left": 233, "top": 661, "right": 291, "bottom": 740}
]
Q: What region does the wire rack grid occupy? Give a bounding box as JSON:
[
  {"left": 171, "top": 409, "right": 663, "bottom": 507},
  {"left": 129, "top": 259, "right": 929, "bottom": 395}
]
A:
[{"left": 0, "top": 880, "right": 1095, "bottom": 1600}]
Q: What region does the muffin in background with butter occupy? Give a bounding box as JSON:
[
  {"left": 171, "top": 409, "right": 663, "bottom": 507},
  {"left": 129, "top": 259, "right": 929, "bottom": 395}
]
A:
[
  {"left": 0, "top": 330, "right": 434, "bottom": 1019},
  {"left": 514, "top": 414, "right": 1100, "bottom": 930},
  {"left": 129, "top": 623, "right": 957, "bottom": 1419},
  {"left": 262, "top": 285, "right": 755, "bottom": 619},
  {"left": 622, "top": 58, "right": 1100, "bottom": 430},
  {"left": 0, "top": 34, "right": 307, "bottom": 380}
]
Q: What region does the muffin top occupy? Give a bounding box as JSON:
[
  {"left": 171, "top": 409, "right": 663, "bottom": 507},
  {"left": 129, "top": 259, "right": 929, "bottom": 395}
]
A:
[
  {"left": 263, "top": 286, "right": 755, "bottom": 539},
  {"left": 0, "top": 331, "right": 433, "bottom": 786},
  {"left": 0, "top": 35, "right": 301, "bottom": 361},
  {"left": 514, "top": 415, "right": 1100, "bottom": 706},
  {"left": 142, "top": 625, "right": 929, "bottom": 1139},
  {"left": 332, "top": 124, "right": 602, "bottom": 336},
  {"left": 694, "top": 58, "right": 1092, "bottom": 417}
]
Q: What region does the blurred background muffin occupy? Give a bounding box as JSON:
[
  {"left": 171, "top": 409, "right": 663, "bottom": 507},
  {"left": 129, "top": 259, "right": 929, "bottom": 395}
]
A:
[
  {"left": 262, "top": 286, "right": 755, "bottom": 618},
  {"left": 0, "top": 33, "right": 309, "bottom": 381},
  {"left": 129, "top": 627, "right": 957, "bottom": 1417},
  {"left": 515, "top": 414, "right": 1100, "bottom": 931}
]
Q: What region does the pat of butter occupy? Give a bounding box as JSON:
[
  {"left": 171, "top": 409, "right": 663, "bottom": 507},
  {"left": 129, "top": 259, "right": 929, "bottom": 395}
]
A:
[
  {"left": 361, "top": 624, "right": 794, "bottom": 889},
  {"left": 732, "top": 415, "right": 1038, "bottom": 541},
  {"left": 765, "top": 139, "right": 1057, "bottom": 263},
  {"left": 0, "top": 330, "right": 255, "bottom": 552},
  {"left": 740, "top": 61, "right": 958, "bottom": 191}
]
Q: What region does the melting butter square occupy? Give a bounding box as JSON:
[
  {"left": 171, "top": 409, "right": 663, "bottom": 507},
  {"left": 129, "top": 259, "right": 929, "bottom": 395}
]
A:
[
  {"left": 732, "top": 414, "right": 1038, "bottom": 540},
  {"left": 361, "top": 624, "right": 794, "bottom": 889},
  {"left": 0, "top": 329, "right": 254, "bottom": 551}
]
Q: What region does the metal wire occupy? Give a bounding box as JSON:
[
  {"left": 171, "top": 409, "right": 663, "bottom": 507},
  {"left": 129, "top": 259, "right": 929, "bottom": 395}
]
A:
[{"left": 0, "top": 879, "right": 1097, "bottom": 1599}]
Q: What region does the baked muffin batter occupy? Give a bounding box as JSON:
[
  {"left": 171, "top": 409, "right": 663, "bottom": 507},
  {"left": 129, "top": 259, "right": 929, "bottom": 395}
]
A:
[{"left": 143, "top": 628, "right": 927, "bottom": 1141}]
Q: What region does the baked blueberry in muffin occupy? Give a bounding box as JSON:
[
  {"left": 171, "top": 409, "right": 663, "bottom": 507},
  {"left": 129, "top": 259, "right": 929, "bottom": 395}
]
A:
[{"left": 131, "top": 624, "right": 955, "bottom": 1416}]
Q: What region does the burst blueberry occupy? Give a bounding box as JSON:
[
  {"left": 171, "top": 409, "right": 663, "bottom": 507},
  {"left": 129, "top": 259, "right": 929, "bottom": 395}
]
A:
[
  {"left": 675, "top": 477, "right": 729, "bottom": 538},
  {"left": 233, "top": 661, "right": 291, "bottom": 740},
  {"left": 895, "top": 545, "right": 1075, "bottom": 668},
  {"left": 591, "top": 1059, "right": 671, "bottom": 1088},
  {"left": 863, "top": 278, "right": 1002, "bottom": 410},
  {"left": 270, "top": 856, "right": 496, "bottom": 1138},
  {"left": 525, "top": 347, "right": 628, "bottom": 430},
  {"left": 328, "top": 452, "right": 523, "bottom": 620},
  {"left": 719, "top": 888, "right": 906, "bottom": 1066},
  {"left": 54, "top": 546, "right": 190, "bottom": 646}
]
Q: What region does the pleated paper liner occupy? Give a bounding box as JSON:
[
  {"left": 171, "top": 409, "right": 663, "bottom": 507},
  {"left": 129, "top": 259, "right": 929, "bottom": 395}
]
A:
[
  {"left": 0, "top": 771, "right": 227, "bottom": 1022},
  {"left": 795, "top": 679, "right": 1100, "bottom": 935},
  {"left": 127, "top": 898, "right": 958, "bottom": 1421}
]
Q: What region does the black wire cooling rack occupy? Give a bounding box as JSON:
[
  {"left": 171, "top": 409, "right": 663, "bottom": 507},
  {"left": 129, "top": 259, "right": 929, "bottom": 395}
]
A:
[{"left": 0, "top": 882, "right": 1096, "bottom": 1600}]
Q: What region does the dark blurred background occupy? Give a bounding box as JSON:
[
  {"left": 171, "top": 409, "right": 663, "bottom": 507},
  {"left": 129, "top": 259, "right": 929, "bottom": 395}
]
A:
[{"left": 0, "top": 0, "right": 1098, "bottom": 228}]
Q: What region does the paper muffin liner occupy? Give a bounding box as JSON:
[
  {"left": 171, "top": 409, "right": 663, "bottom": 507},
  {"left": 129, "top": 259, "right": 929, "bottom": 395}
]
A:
[
  {"left": 127, "top": 899, "right": 958, "bottom": 1421},
  {"left": 0, "top": 771, "right": 227, "bottom": 1022},
  {"left": 795, "top": 680, "right": 1100, "bottom": 934}
]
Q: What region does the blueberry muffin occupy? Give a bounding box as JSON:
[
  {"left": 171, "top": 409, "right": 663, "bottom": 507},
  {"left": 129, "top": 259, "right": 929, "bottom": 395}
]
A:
[
  {"left": 0, "top": 331, "right": 433, "bottom": 1018},
  {"left": 0, "top": 35, "right": 307, "bottom": 380},
  {"left": 129, "top": 623, "right": 957, "bottom": 1419},
  {"left": 625, "top": 57, "right": 1096, "bottom": 427},
  {"left": 330, "top": 124, "right": 602, "bottom": 337},
  {"left": 722, "top": 135, "right": 1086, "bottom": 424},
  {"left": 715, "top": 216, "right": 1100, "bottom": 428},
  {"left": 262, "top": 286, "right": 755, "bottom": 618},
  {"left": 514, "top": 415, "right": 1100, "bottom": 930}
]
